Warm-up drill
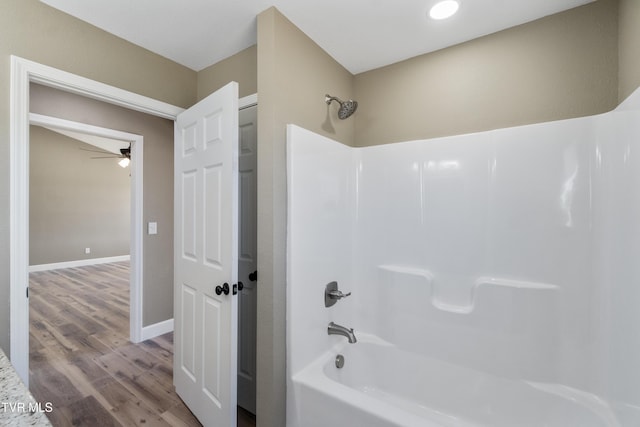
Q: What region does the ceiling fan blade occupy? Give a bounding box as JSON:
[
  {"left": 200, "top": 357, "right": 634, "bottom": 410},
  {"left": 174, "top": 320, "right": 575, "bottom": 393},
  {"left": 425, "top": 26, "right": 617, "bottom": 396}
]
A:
[{"left": 79, "top": 147, "right": 115, "bottom": 154}]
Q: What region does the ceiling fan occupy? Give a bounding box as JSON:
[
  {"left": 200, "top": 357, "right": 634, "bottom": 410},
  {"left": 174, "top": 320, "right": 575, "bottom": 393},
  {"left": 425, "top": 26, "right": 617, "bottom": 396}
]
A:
[{"left": 81, "top": 144, "right": 131, "bottom": 168}]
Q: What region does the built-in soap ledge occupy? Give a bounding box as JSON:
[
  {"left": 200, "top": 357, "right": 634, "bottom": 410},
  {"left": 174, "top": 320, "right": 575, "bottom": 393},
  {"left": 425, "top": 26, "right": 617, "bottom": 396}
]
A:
[
  {"left": 475, "top": 276, "right": 558, "bottom": 290},
  {"left": 378, "top": 265, "right": 558, "bottom": 315}
]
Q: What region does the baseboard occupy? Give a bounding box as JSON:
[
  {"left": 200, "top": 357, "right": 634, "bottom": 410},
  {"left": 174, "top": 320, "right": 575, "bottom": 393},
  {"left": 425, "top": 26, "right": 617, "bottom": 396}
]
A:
[
  {"left": 141, "top": 318, "right": 174, "bottom": 341},
  {"left": 29, "top": 255, "right": 131, "bottom": 272}
]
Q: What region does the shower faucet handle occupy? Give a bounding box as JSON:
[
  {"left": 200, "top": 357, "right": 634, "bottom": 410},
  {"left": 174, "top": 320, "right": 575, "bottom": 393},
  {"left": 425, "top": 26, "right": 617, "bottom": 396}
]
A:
[
  {"left": 328, "top": 290, "right": 351, "bottom": 299},
  {"left": 324, "top": 281, "right": 351, "bottom": 307}
]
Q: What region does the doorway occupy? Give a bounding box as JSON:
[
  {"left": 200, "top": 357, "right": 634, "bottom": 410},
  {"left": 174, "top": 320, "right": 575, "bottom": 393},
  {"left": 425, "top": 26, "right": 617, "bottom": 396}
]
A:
[
  {"left": 10, "top": 56, "right": 183, "bottom": 384},
  {"left": 28, "top": 113, "right": 144, "bottom": 343},
  {"left": 12, "top": 57, "right": 258, "bottom": 427}
]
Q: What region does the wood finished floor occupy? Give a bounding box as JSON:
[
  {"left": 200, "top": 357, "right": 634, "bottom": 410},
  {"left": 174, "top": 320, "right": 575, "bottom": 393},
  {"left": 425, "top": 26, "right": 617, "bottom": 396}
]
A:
[{"left": 29, "top": 262, "right": 256, "bottom": 427}]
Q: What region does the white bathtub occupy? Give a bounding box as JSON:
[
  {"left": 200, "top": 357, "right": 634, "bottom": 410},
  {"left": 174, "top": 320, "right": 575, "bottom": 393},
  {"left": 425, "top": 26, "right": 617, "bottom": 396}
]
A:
[{"left": 290, "top": 336, "right": 619, "bottom": 427}]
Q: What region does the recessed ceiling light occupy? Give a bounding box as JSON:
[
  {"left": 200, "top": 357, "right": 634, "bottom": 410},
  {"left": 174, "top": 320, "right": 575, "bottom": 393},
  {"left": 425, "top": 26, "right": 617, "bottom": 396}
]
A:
[{"left": 429, "top": 0, "right": 460, "bottom": 20}]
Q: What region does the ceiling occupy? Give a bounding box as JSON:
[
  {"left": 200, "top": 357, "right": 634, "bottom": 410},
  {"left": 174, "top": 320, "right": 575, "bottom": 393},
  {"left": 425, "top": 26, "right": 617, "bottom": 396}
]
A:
[
  {"left": 40, "top": 126, "right": 129, "bottom": 155},
  {"left": 40, "top": 0, "right": 594, "bottom": 74}
]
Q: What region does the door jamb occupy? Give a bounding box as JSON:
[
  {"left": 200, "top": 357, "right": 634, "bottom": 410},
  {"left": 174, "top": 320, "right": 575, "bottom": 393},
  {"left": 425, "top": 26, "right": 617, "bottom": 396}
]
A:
[
  {"left": 10, "top": 56, "right": 184, "bottom": 385},
  {"left": 240, "top": 94, "right": 258, "bottom": 110}
]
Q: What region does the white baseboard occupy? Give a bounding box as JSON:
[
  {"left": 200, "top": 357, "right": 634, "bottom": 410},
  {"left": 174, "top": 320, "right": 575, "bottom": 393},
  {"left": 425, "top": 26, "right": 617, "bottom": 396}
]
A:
[
  {"left": 29, "top": 255, "right": 131, "bottom": 272},
  {"left": 141, "top": 318, "right": 174, "bottom": 341},
  {"left": 142, "top": 319, "right": 173, "bottom": 341}
]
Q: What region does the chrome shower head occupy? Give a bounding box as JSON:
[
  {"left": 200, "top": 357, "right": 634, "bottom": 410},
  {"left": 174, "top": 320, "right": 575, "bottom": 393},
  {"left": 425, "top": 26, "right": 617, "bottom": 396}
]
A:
[{"left": 325, "top": 94, "right": 358, "bottom": 119}]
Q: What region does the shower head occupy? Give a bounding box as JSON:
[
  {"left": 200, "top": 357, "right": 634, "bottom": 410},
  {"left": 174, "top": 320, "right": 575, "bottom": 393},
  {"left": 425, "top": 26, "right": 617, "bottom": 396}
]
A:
[{"left": 325, "top": 94, "right": 358, "bottom": 119}]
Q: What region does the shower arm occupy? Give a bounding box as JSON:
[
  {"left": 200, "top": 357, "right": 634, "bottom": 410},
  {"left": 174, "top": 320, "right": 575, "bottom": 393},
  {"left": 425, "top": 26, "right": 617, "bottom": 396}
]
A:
[{"left": 325, "top": 95, "right": 341, "bottom": 105}]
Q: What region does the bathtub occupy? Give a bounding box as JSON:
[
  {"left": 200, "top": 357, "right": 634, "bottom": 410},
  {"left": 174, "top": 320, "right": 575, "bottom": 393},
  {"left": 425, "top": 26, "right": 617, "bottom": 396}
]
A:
[{"left": 290, "top": 335, "right": 619, "bottom": 427}]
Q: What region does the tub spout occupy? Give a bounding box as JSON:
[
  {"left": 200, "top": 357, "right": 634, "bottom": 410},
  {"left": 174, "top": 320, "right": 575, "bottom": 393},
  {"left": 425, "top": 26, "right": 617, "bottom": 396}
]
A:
[{"left": 328, "top": 322, "right": 357, "bottom": 343}]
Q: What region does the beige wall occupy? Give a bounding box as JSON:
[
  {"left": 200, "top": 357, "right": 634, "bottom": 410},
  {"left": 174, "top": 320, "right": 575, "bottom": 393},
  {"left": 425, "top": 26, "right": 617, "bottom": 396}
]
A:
[
  {"left": 30, "top": 126, "right": 130, "bottom": 265},
  {"left": 197, "top": 45, "right": 258, "bottom": 101},
  {"left": 354, "top": 0, "right": 619, "bottom": 146},
  {"left": 30, "top": 84, "right": 175, "bottom": 328},
  {"left": 0, "top": 0, "right": 197, "bottom": 353},
  {"left": 255, "top": 7, "right": 355, "bottom": 427},
  {"left": 619, "top": 0, "right": 640, "bottom": 102}
]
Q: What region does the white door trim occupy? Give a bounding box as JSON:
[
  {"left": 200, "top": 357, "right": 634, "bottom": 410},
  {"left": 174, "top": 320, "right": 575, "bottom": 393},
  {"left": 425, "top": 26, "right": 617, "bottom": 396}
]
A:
[
  {"left": 10, "top": 55, "right": 184, "bottom": 385},
  {"left": 29, "top": 112, "right": 145, "bottom": 344}
]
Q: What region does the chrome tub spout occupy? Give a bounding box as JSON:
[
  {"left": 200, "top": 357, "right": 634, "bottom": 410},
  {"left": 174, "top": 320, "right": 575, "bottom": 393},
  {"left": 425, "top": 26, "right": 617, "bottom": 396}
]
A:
[{"left": 328, "top": 322, "right": 357, "bottom": 343}]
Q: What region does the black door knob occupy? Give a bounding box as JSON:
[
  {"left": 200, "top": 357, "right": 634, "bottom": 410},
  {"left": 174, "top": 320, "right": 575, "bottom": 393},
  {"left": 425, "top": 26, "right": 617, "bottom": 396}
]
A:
[
  {"left": 249, "top": 271, "right": 257, "bottom": 282},
  {"left": 215, "top": 282, "right": 230, "bottom": 296},
  {"left": 232, "top": 282, "right": 244, "bottom": 295}
]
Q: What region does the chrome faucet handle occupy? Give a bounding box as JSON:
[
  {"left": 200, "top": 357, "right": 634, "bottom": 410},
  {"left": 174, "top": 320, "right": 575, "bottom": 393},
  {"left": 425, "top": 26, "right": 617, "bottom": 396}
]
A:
[
  {"left": 325, "top": 282, "right": 352, "bottom": 307},
  {"left": 328, "top": 290, "right": 351, "bottom": 299}
]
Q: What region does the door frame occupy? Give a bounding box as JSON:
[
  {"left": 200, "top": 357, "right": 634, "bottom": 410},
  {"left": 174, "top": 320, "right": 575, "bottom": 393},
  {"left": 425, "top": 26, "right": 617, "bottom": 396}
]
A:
[
  {"left": 10, "top": 55, "right": 258, "bottom": 387},
  {"left": 10, "top": 56, "right": 184, "bottom": 385}
]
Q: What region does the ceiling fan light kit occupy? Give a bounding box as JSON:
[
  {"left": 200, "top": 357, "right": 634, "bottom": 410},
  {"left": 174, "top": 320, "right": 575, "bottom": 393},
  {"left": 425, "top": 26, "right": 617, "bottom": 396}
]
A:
[
  {"left": 86, "top": 143, "right": 132, "bottom": 167},
  {"left": 118, "top": 157, "right": 131, "bottom": 168}
]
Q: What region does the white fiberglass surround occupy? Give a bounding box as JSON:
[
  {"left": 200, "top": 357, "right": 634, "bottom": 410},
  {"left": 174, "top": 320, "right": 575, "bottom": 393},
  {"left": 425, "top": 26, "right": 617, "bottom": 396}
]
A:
[{"left": 286, "top": 89, "right": 640, "bottom": 427}]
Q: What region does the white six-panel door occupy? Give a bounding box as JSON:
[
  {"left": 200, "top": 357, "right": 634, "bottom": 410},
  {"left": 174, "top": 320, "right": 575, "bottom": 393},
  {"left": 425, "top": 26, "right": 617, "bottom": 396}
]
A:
[{"left": 174, "top": 82, "right": 239, "bottom": 426}]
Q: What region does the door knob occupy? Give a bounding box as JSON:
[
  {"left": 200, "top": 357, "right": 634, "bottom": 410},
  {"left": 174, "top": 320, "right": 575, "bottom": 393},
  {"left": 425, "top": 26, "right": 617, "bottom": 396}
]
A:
[
  {"left": 215, "top": 282, "right": 230, "bottom": 296},
  {"left": 249, "top": 271, "right": 257, "bottom": 282},
  {"left": 233, "top": 281, "right": 244, "bottom": 295}
]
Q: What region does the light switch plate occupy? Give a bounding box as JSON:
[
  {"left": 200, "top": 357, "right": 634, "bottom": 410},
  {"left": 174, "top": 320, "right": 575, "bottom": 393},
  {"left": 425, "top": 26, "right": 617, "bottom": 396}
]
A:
[{"left": 148, "top": 222, "right": 158, "bottom": 235}]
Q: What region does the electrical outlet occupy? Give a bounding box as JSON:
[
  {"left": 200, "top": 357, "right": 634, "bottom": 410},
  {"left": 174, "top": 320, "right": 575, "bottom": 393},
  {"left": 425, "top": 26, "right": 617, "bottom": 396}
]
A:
[{"left": 85, "top": 247, "right": 91, "bottom": 254}]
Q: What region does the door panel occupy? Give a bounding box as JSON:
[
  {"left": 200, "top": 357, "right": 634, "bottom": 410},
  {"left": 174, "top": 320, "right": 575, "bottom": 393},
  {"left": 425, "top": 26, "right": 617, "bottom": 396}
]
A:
[
  {"left": 204, "top": 165, "right": 223, "bottom": 266},
  {"left": 182, "top": 172, "right": 198, "bottom": 261},
  {"left": 181, "top": 284, "right": 197, "bottom": 380},
  {"left": 203, "top": 295, "right": 222, "bottom": 405},
  {"left": 174, "top": 82, "right": 239, "bottom": 426}
]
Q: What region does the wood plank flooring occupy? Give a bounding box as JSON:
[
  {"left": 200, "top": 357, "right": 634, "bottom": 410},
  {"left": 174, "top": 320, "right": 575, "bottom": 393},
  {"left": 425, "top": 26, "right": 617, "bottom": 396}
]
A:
[{"left": 29, "top": 262, "right": 256, "bottom": 427}]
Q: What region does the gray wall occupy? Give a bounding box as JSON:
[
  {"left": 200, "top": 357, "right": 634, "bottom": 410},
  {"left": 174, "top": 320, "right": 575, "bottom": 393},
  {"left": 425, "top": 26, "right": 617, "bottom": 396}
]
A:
[
  {"left": 256, "top": 7, "right": 355, "bottom": 426},
  {"left": 197, "top": 45, "right": 258, "bottom": 101},
  {"left": 619, "top": 0, "right": 640, "bottom": 102},
  {"left": 30, "top": 84, "right": 175, "bottom": 328},
  {"left": 0, "top": 0, "right": 196, "bottom": 354},
  {"left": 2, "top": 1, "right": 639, "bottom": 426},
  {"left": 29, "top": 126, "right": 130, "bottom": 265},
  {"left": 254, "top": 1, "right": 635, "bottom": 425},
  {"left": 354, "top": 0, "right": 619, "bottom": 146}
]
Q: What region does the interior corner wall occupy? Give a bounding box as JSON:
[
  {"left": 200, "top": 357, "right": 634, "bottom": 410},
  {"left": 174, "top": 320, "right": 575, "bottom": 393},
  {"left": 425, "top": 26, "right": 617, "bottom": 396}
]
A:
[
  {"left": 354, "top": 0, "right": 619, "bottom": 146},
  {"left": 30, "top": 84, "right": 175, "bottom": 329},
  {"left": 29, "top": 126, "right": 130, "bottom": 265},
  {"left": 256, "top": 6, "right": 355, "bottom": 427},
  {"left": 197, "top": 45, "right": 258, "bottom": 101},
  {"left": 618, "top": 0, "right": 640, "bottom": 102},
  {"left": 0, "top": 0, "right": 197, "bottom": 353}
]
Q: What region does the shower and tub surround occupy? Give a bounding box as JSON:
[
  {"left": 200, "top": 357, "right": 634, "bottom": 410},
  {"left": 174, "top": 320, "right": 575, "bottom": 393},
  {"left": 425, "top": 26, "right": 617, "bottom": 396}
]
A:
[{"left": 286, "top": 89, "right": 640, "bottom": 427}]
